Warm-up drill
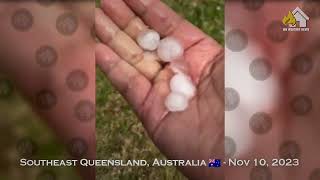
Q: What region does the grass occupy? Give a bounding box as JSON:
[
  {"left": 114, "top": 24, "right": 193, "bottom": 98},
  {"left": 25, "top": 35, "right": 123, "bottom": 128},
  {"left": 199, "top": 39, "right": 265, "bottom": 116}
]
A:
[{"left": 96, "top": 0, "right": 224, "bottom": 179}]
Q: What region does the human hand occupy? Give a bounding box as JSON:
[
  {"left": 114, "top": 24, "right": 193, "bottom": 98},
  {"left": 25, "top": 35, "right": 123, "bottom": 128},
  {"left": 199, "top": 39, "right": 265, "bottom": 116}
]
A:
[{"left": 95, "top": 0, "right": 224, "bottom": 179}]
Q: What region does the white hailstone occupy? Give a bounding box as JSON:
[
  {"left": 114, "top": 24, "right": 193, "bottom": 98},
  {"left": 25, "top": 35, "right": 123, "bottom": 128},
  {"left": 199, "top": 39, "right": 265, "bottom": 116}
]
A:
[
  {"left": 157, "top": 37, "right": 184, "bottom": 62},
  {"left": 170, "top": 73, "right": 196, "bottom": 99},
  {"left": 165, "top": 92, "right": 189, "bottom": 112},
  {"left": 137, "top": 29, "right": 160, "bottom": 51}
]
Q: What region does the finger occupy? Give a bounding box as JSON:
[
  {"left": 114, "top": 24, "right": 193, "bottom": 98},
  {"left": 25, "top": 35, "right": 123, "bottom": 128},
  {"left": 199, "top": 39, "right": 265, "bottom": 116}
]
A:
[
  {"left": 96, "top": 7, "right": 140, "bottom": 65},
  {"left": 141, "top": 67, "right": 173, "bottom": 134},
  {"left": 96, "top": 43, "right": 151, "bottom": 111},
  {"left": 100, "top": 0, "right": 135, "bottom": 29},
  {"left": 135, "top": 52, "right": 162, "bottom": 80},
  {"left": 124, "top": 0, "right": 206, "bottom": 49},
  {"left": 124, "top": 0, "right": 180, "bottom": 36},
  {"left": 96, "top": 8, "right": 142, "bottom": 64},
  {"left": 123, "top": 0, "right": 223, "bottom": 83},
  {"left": 95, "top": 8, "right": 119, "bottom": 44},
  {"left": 95, "top": 8, "right": 162, "bottom": 80},
  {"left": 101, "top": 0, "right": 148, "bottom": 39},
  {"left": 123, "top": 0, "right": 223, "bottom": 85}
]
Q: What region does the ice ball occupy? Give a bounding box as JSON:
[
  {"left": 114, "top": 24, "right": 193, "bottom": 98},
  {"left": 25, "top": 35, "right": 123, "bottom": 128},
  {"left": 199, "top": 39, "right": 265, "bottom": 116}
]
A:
[
  {"left": 165, "top": 92, "right": 189, "bottom": 112},
  {"left": 170, "top": 73, "right": 196, "bottom": 99},
  {"left": 157, "top": 37, "right": 184, "bottom": 62},
  {"left": 137, "top": 29, "right": 160, "bottom": 51}
]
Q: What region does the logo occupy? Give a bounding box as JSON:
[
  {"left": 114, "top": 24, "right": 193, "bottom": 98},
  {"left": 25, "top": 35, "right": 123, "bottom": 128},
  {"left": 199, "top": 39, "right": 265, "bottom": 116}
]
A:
[
  {"left": 208, "top": 159, "right": 221, "bottom": 168},
  {"left": 282, "top": 7, "right": 310, "bottom": 32}
]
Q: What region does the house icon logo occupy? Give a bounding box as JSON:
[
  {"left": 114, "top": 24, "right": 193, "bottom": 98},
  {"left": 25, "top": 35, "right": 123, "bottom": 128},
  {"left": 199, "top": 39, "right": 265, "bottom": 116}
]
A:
[{"left": 282, "top": 7, "right": 310, "bottom": 32}]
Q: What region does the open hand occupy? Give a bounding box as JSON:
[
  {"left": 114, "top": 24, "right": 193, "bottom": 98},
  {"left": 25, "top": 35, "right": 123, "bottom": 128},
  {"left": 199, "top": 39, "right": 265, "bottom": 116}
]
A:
[{"left": 95, "top": 0, "right": 224, "bottom": 179}]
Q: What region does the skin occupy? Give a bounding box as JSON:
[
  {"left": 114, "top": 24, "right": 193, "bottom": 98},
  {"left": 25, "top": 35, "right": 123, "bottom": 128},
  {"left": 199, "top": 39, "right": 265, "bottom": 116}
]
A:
[
  {"left": 0, "top": 1, "right": 224, "bottom": 179},
  {"left": 96, "top": 0, "right": 224, "bottom": 179},
  {"left": 2, "top": 0, "right": 318, "bottom": 180},
  {"left": 0, "top": 2, "right": 95, "bottom": 179},
  {"left": 225, "top": 1, "right": 320, "bottom": 180}
]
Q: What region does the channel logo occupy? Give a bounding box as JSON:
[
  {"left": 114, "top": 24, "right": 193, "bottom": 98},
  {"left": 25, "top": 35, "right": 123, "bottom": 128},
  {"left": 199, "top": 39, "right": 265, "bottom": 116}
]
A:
[{"left": 282, "top": 7, "right": 310, "bottom": 32}]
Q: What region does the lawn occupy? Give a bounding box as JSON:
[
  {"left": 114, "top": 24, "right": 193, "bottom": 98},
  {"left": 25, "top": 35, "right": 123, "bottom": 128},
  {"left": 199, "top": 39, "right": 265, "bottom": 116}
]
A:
[{"left": 96, "top": 0, "right": 224, "bottom": 179}]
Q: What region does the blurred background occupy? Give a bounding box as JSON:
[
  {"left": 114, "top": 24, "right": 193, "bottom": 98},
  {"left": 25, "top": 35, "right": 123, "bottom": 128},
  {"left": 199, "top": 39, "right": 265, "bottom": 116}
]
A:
[
  {"left": 0, "top": 76, "right": 81, "bottom": 180},
  {"left": 0, "top": 0, "right": 223, "bottom": 180}
]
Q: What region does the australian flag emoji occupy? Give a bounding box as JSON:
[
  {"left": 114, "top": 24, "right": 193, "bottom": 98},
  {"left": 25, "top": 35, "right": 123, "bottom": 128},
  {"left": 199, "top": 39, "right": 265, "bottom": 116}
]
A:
[{"left": 208, "top": 159, "right": 221, "bottom": 168}]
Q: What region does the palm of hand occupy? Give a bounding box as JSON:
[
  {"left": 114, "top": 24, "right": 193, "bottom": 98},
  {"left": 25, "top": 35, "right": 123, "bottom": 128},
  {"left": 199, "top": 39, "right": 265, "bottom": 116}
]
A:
[
  {"left": 98, "top": 39, "right": 225, "bottom": 179},
  {"left": 96, "top": 0, "right": 224, "bottom": 179},
  {"left": 142, "top": 54, "right": 224, "bottom": 179}
]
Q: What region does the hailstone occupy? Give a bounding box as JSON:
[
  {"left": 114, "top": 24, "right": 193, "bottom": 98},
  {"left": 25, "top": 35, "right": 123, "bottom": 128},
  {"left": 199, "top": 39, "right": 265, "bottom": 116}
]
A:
[
  {"left": 157, "top": 37, "right": 184, "bottom": 62},
  {"left": 170, "top": 73, "right": 196, "bottom": 99},
  {"left": 165, "top": 92, "right": 189, "bottom": 112},
  {"left": 136, "top": 29, "right": 160, "bottom": 51}
]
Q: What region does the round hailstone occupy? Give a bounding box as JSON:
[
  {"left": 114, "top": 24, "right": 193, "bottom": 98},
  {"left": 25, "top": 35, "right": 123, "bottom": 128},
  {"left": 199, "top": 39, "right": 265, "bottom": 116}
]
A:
[
  {"left": 165, "top": 92, "right": 189, "bottom": 112},
  {"left": 137, "top": 29, "right": 160, "bottom": 51},
  {"left": 157, "top": 37, "right": 184, "bottom": 62},
  {"left": 170, "top": 73, "right": 196, "bottom": 99}
]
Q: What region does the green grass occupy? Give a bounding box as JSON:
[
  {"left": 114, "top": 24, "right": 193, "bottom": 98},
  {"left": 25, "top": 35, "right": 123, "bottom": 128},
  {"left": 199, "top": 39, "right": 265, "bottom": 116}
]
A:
[{"left": 96, "top": 0, "right": 224, "bottom": 179}]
